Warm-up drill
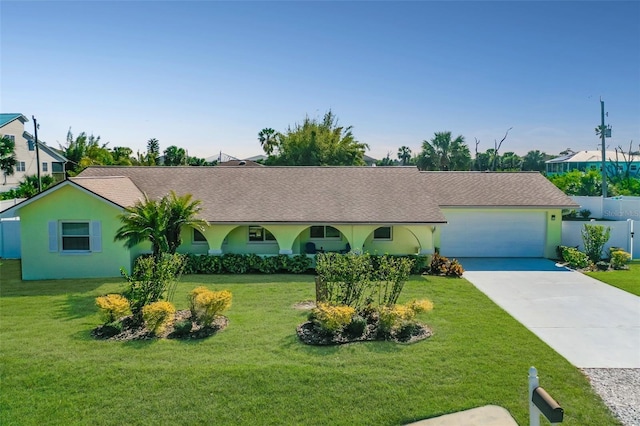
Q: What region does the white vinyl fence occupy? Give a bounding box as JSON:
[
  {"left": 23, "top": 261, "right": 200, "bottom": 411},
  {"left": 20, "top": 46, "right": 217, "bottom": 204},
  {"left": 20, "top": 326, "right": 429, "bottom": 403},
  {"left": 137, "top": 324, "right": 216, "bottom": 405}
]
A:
[
  {"left": 562, "top": 219, "right": 638, "bottom": 259},
  {"left": 571, "top": 196, "right": 640, "bottom": 220},
  {"left": 0, "top": 217, "right": 21, "bottom": 259}
]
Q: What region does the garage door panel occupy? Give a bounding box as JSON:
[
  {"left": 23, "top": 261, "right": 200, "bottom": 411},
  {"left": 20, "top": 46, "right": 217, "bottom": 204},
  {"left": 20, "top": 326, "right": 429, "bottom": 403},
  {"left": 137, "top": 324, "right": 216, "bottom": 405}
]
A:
[{"left": 440, "top": 211, "right": 545, "bottom": 257}]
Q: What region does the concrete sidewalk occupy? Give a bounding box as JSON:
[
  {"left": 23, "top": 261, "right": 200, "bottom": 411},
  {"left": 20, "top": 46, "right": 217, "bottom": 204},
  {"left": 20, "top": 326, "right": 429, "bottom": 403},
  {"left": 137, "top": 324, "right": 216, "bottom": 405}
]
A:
[{"left": 461, "top": 258, "right": 640, "bottom": 368}]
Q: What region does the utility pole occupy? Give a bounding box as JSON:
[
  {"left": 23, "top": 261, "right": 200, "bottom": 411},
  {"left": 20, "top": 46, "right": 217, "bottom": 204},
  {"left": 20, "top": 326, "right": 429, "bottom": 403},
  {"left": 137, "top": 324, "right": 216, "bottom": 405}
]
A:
[
  {"left": 32, "top": 115, "right": 42, "bottom": 193},
  {"left": 600, "top": 100, "right": 608, "bottom": 198}
]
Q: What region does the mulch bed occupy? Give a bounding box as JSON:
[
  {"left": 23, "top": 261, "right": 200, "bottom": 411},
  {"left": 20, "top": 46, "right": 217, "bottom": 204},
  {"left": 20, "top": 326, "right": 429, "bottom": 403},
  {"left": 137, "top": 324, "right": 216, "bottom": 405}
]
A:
[{"left": 91, "top": 310, "right": 228, "bottom": 341}]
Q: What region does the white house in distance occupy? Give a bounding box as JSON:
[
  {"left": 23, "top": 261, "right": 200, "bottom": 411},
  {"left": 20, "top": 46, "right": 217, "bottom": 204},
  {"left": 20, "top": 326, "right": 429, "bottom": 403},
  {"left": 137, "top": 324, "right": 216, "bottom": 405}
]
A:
[{"left": 0, "top": 113, "right": 67, "bottom": 192}]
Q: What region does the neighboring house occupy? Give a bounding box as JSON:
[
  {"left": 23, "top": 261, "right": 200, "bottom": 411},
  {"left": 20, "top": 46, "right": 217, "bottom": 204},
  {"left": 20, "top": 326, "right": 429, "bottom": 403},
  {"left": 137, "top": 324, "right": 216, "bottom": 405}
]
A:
[
  {"left": 545, "top": 150, "right": 640, "bottom": 177},
  {"left": 4, "top": 166, "right": 577, "bottom": 280},
  {"left": 217, "top": 159, "right": 263, "bottom": 167},
  {"left": 0, "top": 113, "right": 67, "bottom": 191}
]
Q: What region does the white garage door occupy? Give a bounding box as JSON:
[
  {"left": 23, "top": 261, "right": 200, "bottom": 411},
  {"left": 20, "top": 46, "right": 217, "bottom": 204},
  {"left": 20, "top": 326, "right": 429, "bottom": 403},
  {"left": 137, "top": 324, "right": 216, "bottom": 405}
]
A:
[{"left": 440, "top": 210, "right": 546, "bottom": 257}]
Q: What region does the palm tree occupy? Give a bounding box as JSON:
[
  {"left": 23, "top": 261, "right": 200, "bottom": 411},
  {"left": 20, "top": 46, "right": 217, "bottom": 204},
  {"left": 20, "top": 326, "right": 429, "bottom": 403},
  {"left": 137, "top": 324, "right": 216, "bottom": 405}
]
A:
[
  {"left": 522, "top": 150, "right": 547, "bottom": 172},
  {"left": 163, "top": 191, "right": 208, "bottom": 254},
  {"left": 500, "top": 152, "right": 522, "bottom": 170},
  {"left": 114, "top": 191, "right": 207, "bottom": 260},
  {"left": 418, "top": 132, "right": 471, "bottom": 171},
  {"left": 258, "top": 128, "right": 278, "bottom": 156},
  {"left": 163, "top": 145, "right": 187, "bottom": 166},
  {"left": 0, "top": 135, "right": 17, "bottom": 184},
  {"left": 397, "top": 146, "right": 412, "bottom": 166},
  {"left": 114, "top": 195, "right": 169, "bottom": 260}
]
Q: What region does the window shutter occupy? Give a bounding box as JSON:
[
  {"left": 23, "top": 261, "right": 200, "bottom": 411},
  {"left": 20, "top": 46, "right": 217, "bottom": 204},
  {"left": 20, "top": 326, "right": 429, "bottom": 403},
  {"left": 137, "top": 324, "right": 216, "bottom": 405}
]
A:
[
  {"left": 91, "top": 221, "right": 102, "bottom": 252},
  {"left": 48, "top": 221, "right": 58, "bottom": 252}
]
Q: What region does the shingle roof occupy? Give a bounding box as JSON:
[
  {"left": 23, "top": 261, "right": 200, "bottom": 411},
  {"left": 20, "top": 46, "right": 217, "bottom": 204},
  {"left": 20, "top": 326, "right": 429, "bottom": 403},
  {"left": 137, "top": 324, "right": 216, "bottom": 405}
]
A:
[
  {"left": 545, "top": 150, "right": 639, "bottom": 164},
  {"left": 69, "top": 177, "right": 145, "bottom": 208},
  {"left": 77, "top": 166, "right": 446, "bottom": 224},
  {"left": 420, "top": 171, "right": 579, "bottom": 208}
]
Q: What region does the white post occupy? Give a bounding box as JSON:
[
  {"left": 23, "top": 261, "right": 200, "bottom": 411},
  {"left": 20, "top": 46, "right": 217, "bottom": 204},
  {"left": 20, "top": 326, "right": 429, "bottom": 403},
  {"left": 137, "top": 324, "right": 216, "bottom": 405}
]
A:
[
  {"left": 628, "top": 219, "right": 634, "bottom": 260},
  {"left": 529, "top": 366, "right": 540, "bottom": 426}
]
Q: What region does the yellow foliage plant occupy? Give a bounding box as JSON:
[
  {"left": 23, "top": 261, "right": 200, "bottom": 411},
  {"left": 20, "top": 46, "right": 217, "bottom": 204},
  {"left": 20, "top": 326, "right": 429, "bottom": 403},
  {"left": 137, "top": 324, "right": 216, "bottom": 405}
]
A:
[
  {"left": 142, "top": 301, "right": 176, "bottom": 334},
  {"left": 312, "top": 303, "right": 355, "bottom": 333},
  {"left": 189, "top": 287, "right": 232, "bottom": 326},
  {"left": 95, "top": 294, "right": 131, "bottom": 324}
]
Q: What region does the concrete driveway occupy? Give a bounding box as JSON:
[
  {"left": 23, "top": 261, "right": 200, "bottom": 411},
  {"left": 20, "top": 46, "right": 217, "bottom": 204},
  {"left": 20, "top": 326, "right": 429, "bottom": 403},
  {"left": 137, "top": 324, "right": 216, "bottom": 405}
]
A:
[{"left": 460, "top": 258, "right": 640, "bottom": 368}]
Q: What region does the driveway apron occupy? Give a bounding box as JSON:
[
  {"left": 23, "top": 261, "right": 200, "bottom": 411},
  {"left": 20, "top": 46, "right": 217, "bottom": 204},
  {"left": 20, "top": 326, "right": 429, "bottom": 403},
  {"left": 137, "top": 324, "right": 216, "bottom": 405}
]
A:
[{"left": 460, "top": 258, "right": 640, "bottom": 368}]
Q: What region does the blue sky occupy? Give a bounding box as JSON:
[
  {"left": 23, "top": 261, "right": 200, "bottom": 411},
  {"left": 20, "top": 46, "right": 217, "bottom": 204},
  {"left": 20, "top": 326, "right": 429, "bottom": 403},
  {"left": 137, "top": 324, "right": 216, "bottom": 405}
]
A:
[{"left": 2, "top": 1, "right": 639, "bottom": 161}]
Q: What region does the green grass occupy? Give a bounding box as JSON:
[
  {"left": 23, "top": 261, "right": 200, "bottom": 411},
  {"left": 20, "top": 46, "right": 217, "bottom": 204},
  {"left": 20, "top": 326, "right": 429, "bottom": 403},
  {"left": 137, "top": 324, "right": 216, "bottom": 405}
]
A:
[
  {"left": 586, "top": 260, "right": 640, "bottom": 296},
  {"left": 0, "top": 260, "right": 620, "bottom": 425}
]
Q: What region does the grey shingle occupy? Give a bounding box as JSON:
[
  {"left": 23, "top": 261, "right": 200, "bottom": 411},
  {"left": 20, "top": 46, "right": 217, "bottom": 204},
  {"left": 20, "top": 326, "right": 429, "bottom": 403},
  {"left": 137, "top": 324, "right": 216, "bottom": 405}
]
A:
[{"left": 77, "top": 166, "right": 446, "bottom": 224}]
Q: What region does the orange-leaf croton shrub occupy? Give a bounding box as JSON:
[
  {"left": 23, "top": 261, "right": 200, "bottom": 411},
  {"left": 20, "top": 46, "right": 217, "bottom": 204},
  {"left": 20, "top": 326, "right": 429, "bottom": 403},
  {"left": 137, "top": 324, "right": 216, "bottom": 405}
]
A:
[
  {"left": 189, "top": 286, "right": 232, "bottom": 326},
  {"left": 142, "top": 301, "right": 176, "bottom": 334},
  {"left": 95, "top": 294, "right": 131, "bottom": 323}
]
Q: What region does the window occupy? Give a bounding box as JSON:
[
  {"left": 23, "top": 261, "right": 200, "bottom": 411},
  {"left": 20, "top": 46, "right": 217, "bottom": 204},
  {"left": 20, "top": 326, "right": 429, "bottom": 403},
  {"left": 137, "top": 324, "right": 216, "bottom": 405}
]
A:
[
  {"left": 248, "top": 226, "right": 276, "bottom": 242},
  {"left": 61, "top": 222, "right": 91, "bottom": 251},
  {"left": 3, "top": 134, "right": 15, "bottom": 143},
  {"left": 27, "top": 139, "right": 35, "bottom": 151},
  {"left": 42, "top": 162, "right": 48, "bottom": 172},
  {"left": 49, "top": 221, "right": 101, "bottom": 253},
  {"left": 310, "top": 226, "right": 340, "bottom": 239},
  {"left": 631, "top": 165, "right": 638, "bottom": 171},
  {"left": 373, "top": 227, "right": 392, "bottom": 240},
  {"left": 193, "top": 229, "right": 207, "bottom": 243},
  {"left": 16, "top": 162, "right": 25, "bottom": 172}
]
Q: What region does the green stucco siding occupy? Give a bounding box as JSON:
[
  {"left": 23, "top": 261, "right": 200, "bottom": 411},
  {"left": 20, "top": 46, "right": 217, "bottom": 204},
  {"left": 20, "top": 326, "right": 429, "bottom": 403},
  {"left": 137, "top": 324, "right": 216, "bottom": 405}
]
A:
[{"left": 19, "top": 185, "right": 131, "bottom": 280}]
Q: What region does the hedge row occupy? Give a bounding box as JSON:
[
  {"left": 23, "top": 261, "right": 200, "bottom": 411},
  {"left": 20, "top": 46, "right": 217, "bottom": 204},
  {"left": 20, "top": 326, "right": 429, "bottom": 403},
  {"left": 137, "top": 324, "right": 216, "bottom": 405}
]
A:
[{"left": 181, "top": 253, "right": 429, "bottom": 275}]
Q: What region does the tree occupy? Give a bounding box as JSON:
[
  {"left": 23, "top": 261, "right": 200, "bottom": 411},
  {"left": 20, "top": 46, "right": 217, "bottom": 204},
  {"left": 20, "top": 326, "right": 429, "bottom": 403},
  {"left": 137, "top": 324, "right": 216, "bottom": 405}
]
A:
[
  {"left": 0, "top": 135, "right": 17, "bottom": 184},
  {"left": 417, "top": 131, "right": 471, "bottom": 171},
  {"left": 163, "top": 145, "right": 187, "bottom": 166},
  {"left": 548, "top": 170, "right": 602, "bottom": 196},
  {"left": 521, "top": 150, "right": 548, "bottom": 172},
  {"left": 258, "top": 128, "right": 279, "bottom": 156},
  {"left": 376, "top": 152, "right": 399, "bottom": 166},
  {"left": 266, "top": 110, "right": 369, "bottom": 166},
  {"left": 111, "top": 147, "right": 134, "bottom": 166},
  {"left": 397, "top": 146, "right": 412, "bottom": 166},
  {"left": 582, "top": 224, "right": 611, "bottom": 263},
  {"left": 114, "top": 191, "right": 207, "bottom": 260},
  {"left": 59, "top": 129, "right": 112, "bottom": 175},
  {"left": 500, "top": 151, "right": 522, "bottom": 170},
  {"left": 0, "top": 174, "right": 55, "bottom": 199},
  {"left": 146, "top": 138, "right": 160, "bottom": 166},
  {"left": 164, "top": 191, "right": 208, "bottom": 254}
]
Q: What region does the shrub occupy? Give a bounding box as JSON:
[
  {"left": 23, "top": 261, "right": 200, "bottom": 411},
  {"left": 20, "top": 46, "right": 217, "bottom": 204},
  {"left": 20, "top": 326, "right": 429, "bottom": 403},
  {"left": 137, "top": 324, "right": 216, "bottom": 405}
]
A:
[
  {"left": 173, "top": 319, "right": 193, "bottom": 337},
  {"left": 562, "top": 247, "right": 591, "bottom": 269},
  {"left": 429, "top": 253, "right": 449, "bottom": 275},
  {"left": 579, "top": 209, "right": 591, "bottom": 219},
  {"left": 221, "top": 254, "right": 248, "bottom": 274},
  {"left": 258, "top": 256, "right": 281, "bottom": 274},
  {"left": 122, "top": 253, "right": 185, "bottom": 322},
  {"left": 287, "top": 254, "right": 312, "bottom": 274},
  {"left": 447, "top": 259, "right": 464, "bottom": 277},
  {"left": 610, "top": 250, "right": 631, "bottom": 270},
  {"left": 407, "top": 299, "right": 434, "bottom": 314},
  {"left": 189, "top": 287, "right": 232, "bottom": 326},
  {"left": 142, "top": 301, "right": 176, "bottom": 334},
  {"left": 344, "top": 315, "right": 367, "bottom": 338},
  {"left": 428, "top": 253, "right": 464, "bottom": 277},
  {"left": 377, "top": 304, "right": 416, "bottom": 336},
  {"left": 581, "top": 224, "right": 611, "bottom": 263},
  {"left": 95, "top": 294, "right": 131, "bottom": 323},
  {"left": 310, "top": 303, "right": 355, "bottom": 334}
]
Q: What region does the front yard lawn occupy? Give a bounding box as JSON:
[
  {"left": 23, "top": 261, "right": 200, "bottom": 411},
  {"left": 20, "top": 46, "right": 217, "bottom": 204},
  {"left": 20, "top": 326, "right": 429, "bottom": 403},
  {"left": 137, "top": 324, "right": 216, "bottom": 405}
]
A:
[
  {"left": 0, "top": 260, "right": 620, "bottom": 425},
  {"left": 586, "top": 260, "right": 640, "bottom": 296}
]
